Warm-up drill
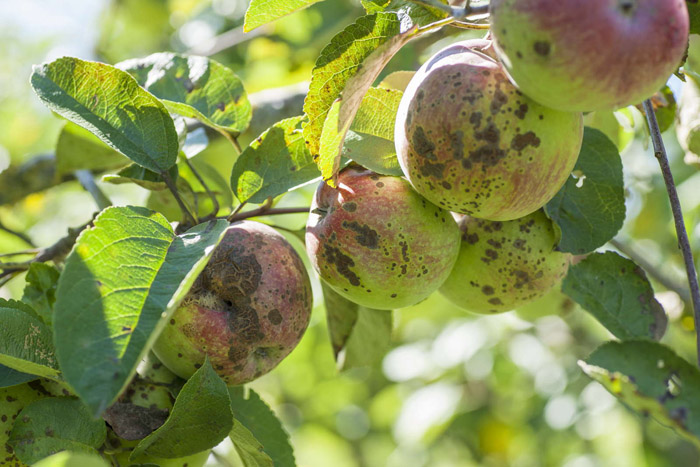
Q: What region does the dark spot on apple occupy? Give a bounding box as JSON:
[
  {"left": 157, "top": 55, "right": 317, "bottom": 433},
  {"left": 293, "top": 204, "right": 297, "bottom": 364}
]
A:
[
  {"left": 482, "top": 285, "right": 495, "bottom": 295},
  {"left": 342, "top": 202, "right": 357, "bottom": 212},
  {"left": 322, "top": 244, "right": 361, "bottom": 286},
  {"left": 342, "top": 221, "right": 379, "bottom": 249},
  {"left": 533, "top": 41, "right": 551, "bottom": 57},
  {"left": 511, "top": 132, "right": 541, "bottom": 151},
  {"left": 267, "top": 309, "right": 283, "bottom": 325}
]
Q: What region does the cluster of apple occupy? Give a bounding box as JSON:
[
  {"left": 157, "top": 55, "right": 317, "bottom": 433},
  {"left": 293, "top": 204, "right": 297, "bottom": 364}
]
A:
[
  {"left": 146, "top": 0, "right": 689, "bottom": 388},
  {"left": 306, "top": 0, "right": 689, "bottom": 313}
]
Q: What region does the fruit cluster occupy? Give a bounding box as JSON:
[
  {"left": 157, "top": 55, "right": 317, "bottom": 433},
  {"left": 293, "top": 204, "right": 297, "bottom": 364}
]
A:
[
  {"left": 150, "top": 0, "right": 688, "bottom": 389},
  {"left": 306, "top": 0, "right": 688, "bottom": 316}
]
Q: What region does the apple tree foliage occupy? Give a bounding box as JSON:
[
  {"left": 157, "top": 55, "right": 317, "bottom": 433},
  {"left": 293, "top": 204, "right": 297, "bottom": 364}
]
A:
[{"left": 1, "top": 0, "right": 700, "bottom": 465}]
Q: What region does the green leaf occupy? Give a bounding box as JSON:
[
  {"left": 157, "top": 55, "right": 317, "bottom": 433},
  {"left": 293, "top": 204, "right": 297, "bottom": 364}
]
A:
[
  {"left": 22, "top": 263, "right": 60, "bottom": 326},
  {"left": 545, "top": 127, "right": 625, "bottom": 254},
  {"left": 231, "top": 116, "right": 320, "bottom": 204},
  {"left": 55, "top": 122, "right": 129, "bottom": 177},
  {"left": 33, "top": 451, "right": 111, "bottom": 467},
  {"left": 53, "top": 206, "right": 228, "bottom": 416},
  {"left": 343, "top": 131, "right": 403, "bottom": 176},
  {"left": 322, "top": 284, "right": 392, "bottom": 370},
  {"left": 562, "top": 252, "right": 667, "bottom": 340},
  {"left": 688, "top": 1, "right": 700, "bottom": 35},
  {"left": 119, "top": 53, "right": 252, "bottom": 135},
  {"left": 580, "top": 340, "right": 700, "bottom": 446},
  {"left": 363, "top": 0, "right": 449, "bottom": 27},
  {"left": 342, "top": 87, "right": 403, "bottom": 175},
  {"left": 31, "top": 57, "right": 178, "bottom": 173},
  {"left": 146, "top": 176, "right": 198, "bottom": 222},
  {"left": 653, "top": 86, "right": 677, "bottom": 134},
  {"left": 0, "top": 365, "right": 37, "bottom": 388},
  {"left": 132, "top": 359, "right": 233, "bottom": 459},
  {"left": 0, "top": 299, "right": 59, "bottom": 379},
  {"left": 102, "top": 163, "right": 179, "bottom": 191},
  {"left": 244, "top": 0, "right": 324, "bottom": 32},
  {"left": 303, "top": 13, "right": 416, "bottom": 186},
  {"left": 8, "top": 398, "right": 107, "bottom": 465},
  {"left": 230, "top": 421, "right": 274, "bottom": 467},
  {"left": 229, "top": 387, "right": 295, "bottom": 467}
]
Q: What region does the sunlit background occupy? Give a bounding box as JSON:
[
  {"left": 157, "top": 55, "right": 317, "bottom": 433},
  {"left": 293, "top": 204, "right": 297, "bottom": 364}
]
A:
[{"left": 1, "top": 1, "right": 699, "bottom": 466}]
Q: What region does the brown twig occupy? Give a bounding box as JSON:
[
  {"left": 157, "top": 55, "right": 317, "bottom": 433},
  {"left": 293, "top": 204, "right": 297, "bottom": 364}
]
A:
[
  {"left": 161, "top": 170, "right": 198, "bottom": 227},
  {"left": 226, "top": 205, "right": 309, "bottom": 223},
  {"left": 643, "top": 99, "right": 700, "bottom": 364},
  {"left": 182, "top": 158, "right": 220, "bottom": 219}
]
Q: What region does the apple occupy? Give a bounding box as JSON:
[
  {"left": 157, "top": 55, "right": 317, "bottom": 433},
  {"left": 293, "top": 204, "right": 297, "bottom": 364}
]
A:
[
  {"left": 153, "top": 221, "right": 312, "bottom": 386},
  {"left": 306, "top": 165, "right": 461, "bottom": 309},
  {"left": 440, "top": 210, "right": 571, "bottom": 313},
  {"left": 395, "top": 39, "right": 583, "bottom": 221},
  {"left": 489, "top": 0, "right": 689, "bottom": 111}
]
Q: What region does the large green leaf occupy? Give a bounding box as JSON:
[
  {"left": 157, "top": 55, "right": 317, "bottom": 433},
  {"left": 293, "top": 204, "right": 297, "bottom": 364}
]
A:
[
  {"left": 545, "top": 128, "right": 625, "bottom": 254},
  {"left": 229, "top": 387, "right": 296, "bottom": 467},
  {"left": 118, "top": 53, "right": 252, "bottom": 134},
  {"left": 55, "top": 122, "right": 129, "bottom": 176},
  {"left": 132, "top": 359, "right": 233, "bottom": 459},
  {"left": 343, "top": 131, "right": 402, "bottom": 176},
  {"left": 53, "top": 206, "right": 228, "bottom": 416},
  {"left": 31, "top": 57, "right": 178, "bottom": 173},
  {"left": 562, "top": 252, "right": 667, "bottom": 341},
  {"left": 8, "top": 398, "right": 107, "bottom": 465},
  {"left": 231, "top": 116, "right": 319, "bottom": 204},
  {"left": 21, "top": 263, "right": 60, "bottom": 326},
  {"left": 303, "top": 13, "right": 416, "bottom": 186},
  {"left": 0, "top": 299, "right": 60, "bottom": 379},
  {"left": 580, "top": 340, "right": 700, "bottom": 446},
  {"left": 244, "top": 0, "right": 325, "bottom": 32},
  {"left": 322, "top": 284, "right": 393, "bottom": 370}
]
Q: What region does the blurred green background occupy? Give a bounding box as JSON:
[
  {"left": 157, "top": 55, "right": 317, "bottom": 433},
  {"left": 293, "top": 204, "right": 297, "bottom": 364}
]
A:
[{"left": 1, "top": 1, "right": 699, "bottom": 466}]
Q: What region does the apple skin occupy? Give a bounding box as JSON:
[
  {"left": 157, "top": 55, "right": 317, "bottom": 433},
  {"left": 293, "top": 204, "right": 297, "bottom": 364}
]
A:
[
  {"left": 1, "top": 379, "right": 68, "bottom": 467},
  {"left": 153, "top": 221, "right": 312, "bottom": 386},
  {"left": 305, "top": 166, "right": 461, "bottom": 310},
  {"left": 489, "top": 0, "right": 689, "bottom": 112},
  {"left": 395, "top": 39, "right": 583, "bottom": 221},
  {"left": 440, "top": 210, "right": 571, "bottom": 313}
]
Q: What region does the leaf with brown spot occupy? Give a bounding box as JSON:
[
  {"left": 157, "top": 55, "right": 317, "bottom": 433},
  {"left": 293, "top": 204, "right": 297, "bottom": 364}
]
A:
[
  {"left": 118, "top": 53, "right": 251, "bottom": 135},
  {"left": 8, "top": 398, "right": 107, "bottom": 465},
  {"left": 0, "top": 299, "right": 60, "bottom": 379},
  {"left": 562, "top": 251, "right": 667, "bottom": 340},
  {"left": 581, "top": 340, "right": 700, "bottom": 447}
]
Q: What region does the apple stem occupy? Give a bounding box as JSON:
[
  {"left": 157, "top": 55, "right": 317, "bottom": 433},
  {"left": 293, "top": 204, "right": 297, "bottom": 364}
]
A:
[
  {"left": 642, "top": 99, "right": 700, "bottom": 364},
  {"left": 226, "top": 206, "right": 310, "bottom": 223}
]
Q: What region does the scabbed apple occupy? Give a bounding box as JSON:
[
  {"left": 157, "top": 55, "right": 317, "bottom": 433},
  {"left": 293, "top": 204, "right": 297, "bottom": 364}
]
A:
[
  {"left": 1, "top": 379, "right": 68, "bottom": 466},
  {"left": 440, "top": 210, "right": 571, "bottom": 313},
  {"left": 306, "top": 166, "right": 461, "bottom": 309},
  {"left": 395, "top": 39, "right": 583, "bottom": 221},
  {"left": 489, "top": 0, "right": 689, "bottom": 112},
  {"left": 153, "top": 221, "right": 312, "bottom": 386}
]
